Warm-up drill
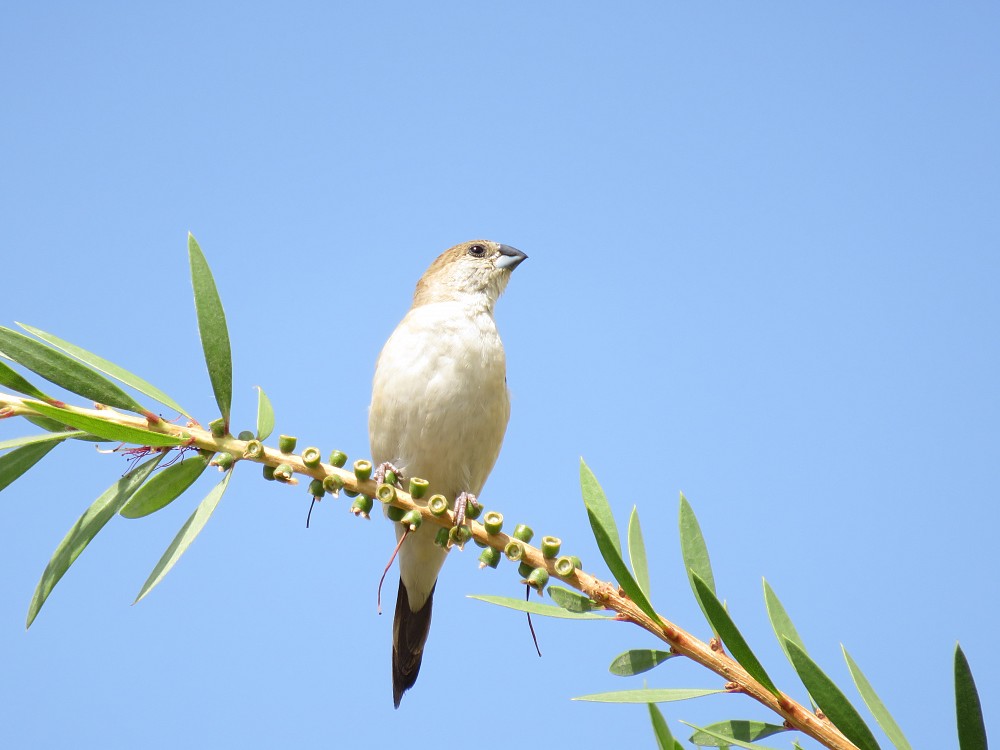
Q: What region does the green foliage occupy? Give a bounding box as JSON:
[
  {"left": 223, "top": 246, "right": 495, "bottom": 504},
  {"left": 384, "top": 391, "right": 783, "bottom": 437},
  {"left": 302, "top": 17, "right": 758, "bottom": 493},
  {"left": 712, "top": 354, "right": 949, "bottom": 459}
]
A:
[
  {"left": 609, "top": 649, "right": 676, "bottom": 676},
  {"left": 255, "top": 385, "right": 274, "bottom": 440},
  {"left": 955, "top": 644, "right": 987, "bottom": 750},
  {"left": 188, "top": 233, "right": 233, "bottom": 430},
  {"left": 843, "top": 647, "right": 912, "bottom": 750},
  {"left": 0, "top": 441, "right": 62, "bottom": 493},
  {"left": 120, "top": 452, "right": 213, "bottom": 519}
]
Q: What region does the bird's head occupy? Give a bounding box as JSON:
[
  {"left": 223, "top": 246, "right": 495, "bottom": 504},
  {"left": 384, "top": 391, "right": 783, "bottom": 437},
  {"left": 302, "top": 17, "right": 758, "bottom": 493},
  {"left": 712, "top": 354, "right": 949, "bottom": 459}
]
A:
[{"left": 413, "top": 240, "right": 528, "bottom": 308}]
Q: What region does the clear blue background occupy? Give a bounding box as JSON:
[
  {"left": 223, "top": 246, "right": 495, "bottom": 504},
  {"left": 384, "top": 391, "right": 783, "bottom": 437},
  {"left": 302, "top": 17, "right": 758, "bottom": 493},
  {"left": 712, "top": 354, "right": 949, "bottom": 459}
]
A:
[{"left": 2, "top": 4, "right": 996, "bottom": 748}]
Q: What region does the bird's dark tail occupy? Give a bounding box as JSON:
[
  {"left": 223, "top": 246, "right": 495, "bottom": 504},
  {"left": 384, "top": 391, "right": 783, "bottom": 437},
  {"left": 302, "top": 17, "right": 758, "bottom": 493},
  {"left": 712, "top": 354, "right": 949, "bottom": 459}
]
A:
[{"left": 392, "top": 579, "right": 435, "bottom": 708}]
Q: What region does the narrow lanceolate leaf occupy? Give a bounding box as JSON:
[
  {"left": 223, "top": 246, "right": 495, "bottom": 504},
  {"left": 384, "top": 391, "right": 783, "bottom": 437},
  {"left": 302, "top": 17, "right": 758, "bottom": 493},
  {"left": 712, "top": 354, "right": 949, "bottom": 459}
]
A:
[
  {"left": 785, "top": 640, "right": 881, "bottom": 750},
  {"left": 0, "top": 442, "right": 61, "bottom": 494},
  {"left": 691, "top": 573, "right": 780, "bottom": 697},
  {"left": 580, "top": 458, "right": 622, "bottom": 556},
  {"left": 25, "top": 415, "right": 103, "bottom": 440},
  {"left": 120, "top": 452, "right": 212, "bottom": 518},
  {"left": 18, "top": 323, "right": 192, "bottom": 419},
  {"left": 188, "top": 234, "right": 232, "bottom": 428},
  {"left": 580, "top": 459, "right": 660, "bottom": 623},
  {"left": 0, "top": 326, "right": 148, "bottom": 414},
  {"left": 28, "top": 401, "right": 187, "bottom": 448},
  {"left": 0, "top": 431, "right": 83, "bottom": 450},
  {"left": 955, "top": 644, "right": 987, "bottom": 750},
  {"left": 254, "top": 385, "right": 274, "bottom": 440},
  {"left": 134, "top": 469, "right": 232, "bottom": 604},
  {"left": 843, "top": 647, "right": 912, "bottom": 750},
  {"left": 648, "top": 704, "right": 683, "bottom": 750},
  {"left": 0, "top": 358, "right": 54, "bottom": 401},
  {"left": 574, "top": 688, "right": 722, "bottom": 703},
  {"left": 628, "top": 505, "right": 651, "bottom": 599},
  {"left": 763, "top": 579, "right": 809, "bottom": 667},
  {"left": 681, "top": 721, "right": 783, "bottom": 750},
  {"left": 26, "top": 454, "right": 163, "bottom": 628},
  {"left": 468, "top": 594, "right": 609, "bottom": 620},
  {"left": 548, "top": 585, "right": 600, "bottom": 613},
  {"left": 609, "top": 649, "right": 677, "bottom": 676},
  {"left": 687, "top": 720, "right": 790, "bottom": 748},
  {"left": 679, "top": 494, "right": 716, "bottom": 619}
]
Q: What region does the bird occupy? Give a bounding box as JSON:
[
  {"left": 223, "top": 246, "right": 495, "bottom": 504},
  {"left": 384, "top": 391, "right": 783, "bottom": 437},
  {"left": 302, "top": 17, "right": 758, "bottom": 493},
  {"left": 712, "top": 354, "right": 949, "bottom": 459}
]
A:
[{"left": 368, "top": 239, "right": 527, "bottom": 707}]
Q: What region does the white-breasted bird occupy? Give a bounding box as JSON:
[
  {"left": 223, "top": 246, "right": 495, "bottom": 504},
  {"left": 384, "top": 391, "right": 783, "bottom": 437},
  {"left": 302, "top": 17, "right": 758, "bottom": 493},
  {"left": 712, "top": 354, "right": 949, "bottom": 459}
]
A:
[{"left": 368, "top": 240, "right": 527, "bottom": 707}]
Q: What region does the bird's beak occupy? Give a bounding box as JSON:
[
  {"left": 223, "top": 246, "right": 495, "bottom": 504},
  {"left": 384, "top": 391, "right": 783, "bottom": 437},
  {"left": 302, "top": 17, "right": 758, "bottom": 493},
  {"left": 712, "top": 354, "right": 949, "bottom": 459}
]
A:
[{"left": 495, "top": 244, "right": 528, "bottom": 270}]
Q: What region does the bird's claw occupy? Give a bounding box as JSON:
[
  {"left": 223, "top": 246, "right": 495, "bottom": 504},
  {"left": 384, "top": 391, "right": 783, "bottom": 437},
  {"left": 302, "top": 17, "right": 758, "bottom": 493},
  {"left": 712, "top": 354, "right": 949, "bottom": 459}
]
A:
[
  {"left": 374, "top": 462, "right": 402, "bottom": 486},
  {"left": 453, "top": 491, "right": 480, "bottom": 529}
]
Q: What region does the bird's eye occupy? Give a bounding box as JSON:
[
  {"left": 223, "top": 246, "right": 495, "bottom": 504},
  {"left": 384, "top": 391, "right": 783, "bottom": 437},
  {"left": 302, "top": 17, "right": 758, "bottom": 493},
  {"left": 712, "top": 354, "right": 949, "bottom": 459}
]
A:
[{"left": 468, "top": 244, "right": 487, "bottom": 258}]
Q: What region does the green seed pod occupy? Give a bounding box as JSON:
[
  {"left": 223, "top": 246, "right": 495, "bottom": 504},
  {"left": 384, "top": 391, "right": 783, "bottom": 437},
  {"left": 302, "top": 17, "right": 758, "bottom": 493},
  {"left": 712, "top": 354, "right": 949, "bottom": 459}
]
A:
[
  {"left": 408, "top": 477, "right": 429, "bottom": 499},
  {"left": 569, "top": 556, "right": 583, "bottom": 570},
  {"left": 237, "top": 430, "right": 255, "bottom": 441},
  {"left": 208, "top": 418, "right": 226, "bottom": 438},
  {"left": 263, "top": 464, "right": 276, "bottom": 481},
  {"left": 384, "top": 470, "right": 398, "bottom": 486},
  {"left": 513, "top": 524, "right": 534, "bottom": 543},
  {"left": 351, "top": 494, "right": 374, "bottom": 518},
  {"left": 301, "top": 446, "right": 321, "bottom": 468},
  {"left": 322, "top": 475, "right": 344, "bottom": 495},
  {"left": 353, "top": 459, "right": 373, "bottom": 482},
  {"left": 328, "top": 450, "right": 348, "bottom": 468},
  {"left": 541, "top": 536, "right": 562, "bottom": 559},
  {"left": 483, "top": 511, "right": 504, "bottom": 535},
  {"left": 449, "top": 525, "right": 472, "bottom": 548},
  {"left": 243, "top": 440, "right": 264, "bottom": 460},
  {"left": 479, "top": 547, "right": 501, "bottom": 569},
  {"left": 386, "top": 505, "right": 405, "bottom": 522},
  {"left": 308, "top": 479, "right": 325, "bottom": 498},
  {"left": 504, "top": 540, "right": 525, "bottom": 562},
  {"left": 518, "top": 561, "right": 535, "bottom": 579},
  {"left": 428, "top": 494, "right": 449, "bottom": 516},
  {"left": 274, "top": 463, "right": 293, "bottom": 482},
  {"left": 473, "top": 537, "right": 488, "bottom": 549},
  {"left": 525, "top": 567, "right": 550, "bottom": 593},
  {"left": 278, "top": 435, "right": 297, "bottom": 454},
  {"left": 344, "top": 489, "right": 359, "bottom": 498},
  {"left": 434, "top": 527, "right": 451, "bottom": 548},
  {"left": 464, "top": 501, "right": 483, "bottom": 521},
  {"left": 376, "top": 483, "right": 397, "bottom": 504},
  {"left": 400, "top": 509, "right": 422, "bottom": 531},
  {"left": 554, "top": 556, "right": 576, "bottom": 577},
  {"left": 212, "top": 452, "right": 235, "bottom": 470}
]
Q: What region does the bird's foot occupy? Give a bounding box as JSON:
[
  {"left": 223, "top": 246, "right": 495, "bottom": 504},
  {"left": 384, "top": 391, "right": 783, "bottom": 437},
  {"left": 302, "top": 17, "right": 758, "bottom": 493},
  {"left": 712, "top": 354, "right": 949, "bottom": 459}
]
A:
[
  {"left": 453, "top": 491, "right": 480, "bottom": 529},
  {"left": 374, "top": 461, "right": 402, "bottom": 486}
]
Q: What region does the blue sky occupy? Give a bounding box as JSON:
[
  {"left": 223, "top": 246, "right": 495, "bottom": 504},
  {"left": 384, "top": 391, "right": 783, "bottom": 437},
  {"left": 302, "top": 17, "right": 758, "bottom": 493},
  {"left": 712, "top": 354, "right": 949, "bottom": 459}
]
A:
[{"left": 2, "top": 4, "right": 997, "bottom": 748}]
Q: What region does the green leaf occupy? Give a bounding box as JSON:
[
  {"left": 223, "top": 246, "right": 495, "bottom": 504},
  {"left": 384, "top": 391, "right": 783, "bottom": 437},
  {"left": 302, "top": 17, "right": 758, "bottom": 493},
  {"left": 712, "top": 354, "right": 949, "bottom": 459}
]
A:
[
  {"left": 785, "top": 639, "right": 881, "bottom": 750},
  {"left": 467, "top": 594, "right": 610, "bottom": 620},
  {"left": 188, "top": 233, "right": 233, "bottom": 429},
  {"left": 843, "top": 647, "right": 913, "bottom": 750},
  {"left": 580, "top": 458, "right": 622, "bottom": 556},
  {"left": 0, "top": 441, "right": 60, "bottom": 493},
  {"left": 26, "top": 453, "right": 163, "bottom": 627},
  {"left": 681, "top": 721, "right": 783, "bottom": 750},
  {"left": 0, "top": 358, "right": 54, "bottom": 401},
  {"left": 691, "top": 572, "right": 780, "bottom": 697},
  {"left": 134, "top": 469, "right": 232, "bottom": 604},
  {"left": 0, "top": 326, "right": 148, "bottom": 414},
  {"left": 0, "top": 431, "right": 84, "bottom": 450},
  {"left": 28, "top": 401, "right": 187, "bottom": 447},
  {"left": 580, "top": 459, "right": 660, "bottom": 623},
  {"left": 574, "top": 688, "right": 722, "bottom": 703},
  {"left": 680, "top": 493, "right": 718, "bottom": 631},
  {"left": 25, "top": 415, "right": 104, "bottom": 441},
  {"left": 254, "top": 385, "right": 274, "bottom": 440},
  {"left": 18, "top": 323, "right": 192, "bottom": 419},
  {"left": 687, "top": 720, "right": 789, "bottom": 748},
  {"left": 763, "top": 579, "right": 809, "bottom": 667},
  {"left": 609, "top": 649, "right": 677, "bottom": 676},
  {"left": 955, "top": 644, "right": 987, "bottom": 750},
  {"left": 548, "top": 585, "right": 600, "bottom": 613},
  {"left": 120, "top": 453, "right": 212, "bottom": 518},
  {"left": 628, "top": 504, "right": 651, "bottom": 599},
  {"left": 648, "top": 704, "right": 683, "bottom": 750}
]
